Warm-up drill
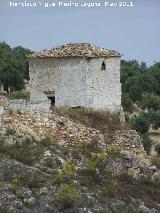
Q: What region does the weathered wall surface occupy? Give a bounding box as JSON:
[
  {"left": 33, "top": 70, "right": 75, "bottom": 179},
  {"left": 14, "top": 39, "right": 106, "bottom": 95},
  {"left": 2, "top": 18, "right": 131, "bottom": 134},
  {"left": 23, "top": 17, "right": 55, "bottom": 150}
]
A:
[
  {"left": 55, "top": 57, "right": 88, "bottom": 107},
  {"left": 29, "top": 58, "right": 62, "bottom": 101},
  {"left": 86, "top": 57, "right": 121, "bottom": 111},
  {"left": 0, "top": 106, "right": 4, "bottom": 128},
  {"left": 29, "top": 58, "right": 88, "bottom": 107},
  {"left": 29, "top": 57, "right": 121, "bottom": 111}
]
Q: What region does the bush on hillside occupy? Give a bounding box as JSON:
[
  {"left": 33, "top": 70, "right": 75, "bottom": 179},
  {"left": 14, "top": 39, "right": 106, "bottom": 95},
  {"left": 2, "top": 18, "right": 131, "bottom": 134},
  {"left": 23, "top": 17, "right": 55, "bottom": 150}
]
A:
[
  {"left": 149, "top": 112, "right": 160, "bottom": 130},
  {"left": 151, "top": 157, "right": 160, "bottom": 169},
  {"left": 131, "top": 113, "right": 150, "bottom": 134},
  {"left": 55, "top": 184, "right": 78, "bottom": 209},
  {"left": 107, "top": 144, "right": 120, "bottom": 158},
  {"left": 56, "top": 161, "right": 77, "bottom": 184},
  {"left": 9, "top": 90, "right": 30, "bottom": 101},
  {"left": 122, "top": 93, "right": 133, "bottom": 113},
  {"left": 155, "top": 143, "right": 160, "bottom": 155},
  {"left": 6, "top": 127, "right": 16, "bottom": 136},
  {"left": 40, "top": 137, "right": 53, "bottom": 147},
  {"left": 100, "top": 183, "right": 117, "bottom": 198},
  {"left": 140, "top": 93, "right": 160, "bottom": 111},
  {"left": 140, "top": 133, "right": 152, "bottom": 155}
]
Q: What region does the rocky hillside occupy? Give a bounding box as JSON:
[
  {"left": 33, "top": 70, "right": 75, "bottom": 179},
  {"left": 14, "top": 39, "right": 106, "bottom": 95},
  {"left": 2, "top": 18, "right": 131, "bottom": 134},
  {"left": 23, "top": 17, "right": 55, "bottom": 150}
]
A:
[{"left": 0, "top": 96, "right": 160, "bottom": 213}]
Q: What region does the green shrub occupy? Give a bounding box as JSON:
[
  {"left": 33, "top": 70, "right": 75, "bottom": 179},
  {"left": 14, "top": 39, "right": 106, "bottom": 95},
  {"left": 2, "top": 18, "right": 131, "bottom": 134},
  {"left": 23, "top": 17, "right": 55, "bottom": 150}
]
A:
[
  {"left": 110, "top": 205, "right": 124, "bottom": 213},
  {"left": 127, "top": 204, "right": 136, "bottom": 213},
  {"left": 0, "top": 137, "right": 42, "bottom": 166},
  {"left": 9, "top": 178, "right": 22, "bottom": 190},
  {"left": 148, "top": 112, "right": 160, "bottom": 130},
  {"left": 6, "top": 143, "right": 21, "bottom": 150},
  {"left": 71, "top": 141, "right": 87, "bottom": 159},
  {"left": 62, "top": 161, "right": 76, "bottom": 178},
  {"left": 74, "top": 139, "right": 103, "bottom": 159},
  {"left": 151, "top": 157, "right": 160, "bottom": 169},
  {"left": 131, "top": 112, "right": 150, "bottom": 134},
  {"left": 40, "top": 137, "right": 53, "bottom": 147},
  {"left": 55, "top": 184, "right": 78, "bottom": 209},
  {"left": 85, "top": 158, "right": 98, "bottom": 177},
  {"left": 125, "top": 113, "right": 130, "bottom": 123},
  {"left": 122, "top": 93, "right": 133, "bottom": 112},
  {"left": 152, "top": 112, "right": 160, "bottom": 130},
  {"left": 86, "top": 137, "right": 100, "bottom": 152},
  {"left": 55, "top": 161, "right": 77, "bottom": 184},
  {"left": 140, "top": 93, "right": 160, "bottom": 111},
  {"left": 107, "top": 145, "right": 120, "bottom": 158},
  {"left": 9, "top": 90, "right": 30, "bottom": 100},
  {"left": 79, "top": 150, "right": 106, "bottom": 185},
  {"left": 26, "top": 173, "right": 37, "bottom": 188},
  {"left": 4, "top": 142, "right": 35, "bottom": 165},
  {"left": 21, "top": 172, "right": 42, "bottom": 188},
  {"left": 22, "top": 136, "right": 33, "bottom": 148},
  {"left": 140, "top": 133, "right": 152, "bottom": 154},
  {"left": 6, "top": 127, "right": 16, "bottom": 136},
  {"left": 16, "top": 189, "right": 25, "bottom": 199},
  {"left": 100, "top": 183, "right": 117, "bottom": 198},
  {"left": 155, "top": 143, "right": 160, "bottom": 155}
]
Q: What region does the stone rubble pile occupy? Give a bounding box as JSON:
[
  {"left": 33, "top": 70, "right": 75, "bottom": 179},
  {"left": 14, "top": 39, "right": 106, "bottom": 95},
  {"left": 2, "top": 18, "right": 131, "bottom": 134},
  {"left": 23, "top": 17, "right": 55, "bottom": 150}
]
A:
[
  {"left": 0, "top": 96, "right": 147, "bottom": 160},
  {"left": 0, "top": 96, "right": 10, "bottom": 110},
  {"left": 113, "top": 129, "right": 146, "bottom": 156},
  {"left": 2, "top": 109, "right": 105, "bottom": 149}
]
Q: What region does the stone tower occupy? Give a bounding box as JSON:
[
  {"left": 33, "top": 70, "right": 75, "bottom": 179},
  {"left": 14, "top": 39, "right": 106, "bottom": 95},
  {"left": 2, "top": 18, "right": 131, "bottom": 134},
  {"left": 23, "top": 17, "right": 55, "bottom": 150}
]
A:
[{"left": 28, "top": 43, "right": 121, "bottom": 111}]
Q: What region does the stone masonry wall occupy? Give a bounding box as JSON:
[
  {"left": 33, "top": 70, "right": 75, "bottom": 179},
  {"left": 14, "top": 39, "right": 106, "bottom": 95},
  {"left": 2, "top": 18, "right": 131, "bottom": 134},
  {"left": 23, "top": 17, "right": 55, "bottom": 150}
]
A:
[
  {"left": 29, "top": 57, "right": 88, "bottom": 107},
  {"left": 29, "top": 57, "right": 121, "bottom": 111},
  {"left": 86, "top": 57, "right": 121, "bottom": 111}
]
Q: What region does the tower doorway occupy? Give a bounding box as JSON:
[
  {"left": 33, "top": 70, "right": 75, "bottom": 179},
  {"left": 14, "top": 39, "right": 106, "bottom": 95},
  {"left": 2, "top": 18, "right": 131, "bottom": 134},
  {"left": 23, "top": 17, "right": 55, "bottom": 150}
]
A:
[{"left": 44, "top": 90, "right": 55, "bottom": 107}]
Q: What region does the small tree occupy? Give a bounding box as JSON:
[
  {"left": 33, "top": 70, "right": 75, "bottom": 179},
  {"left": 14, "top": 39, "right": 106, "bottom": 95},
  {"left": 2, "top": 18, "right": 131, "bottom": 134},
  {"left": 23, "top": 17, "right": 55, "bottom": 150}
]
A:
[
  {"left": 140, "top": 133, "right": 152, "bottom": 154},
  {"left": 150, "top": 112, "right": 160, "bottom": 130},
  {"left": 131, "top": 113, "right": 150, "bottom": 134},
  {"left": 140, "top": 93, "right": 160, "bottom": 111},
  {"left": 122, "top": 93, "right": 133, "bottom": 112},
  {"left": 55, "top": 184, "right": 78, "bottom": 209},
  {"left": 155, "top": 143, "right": 160, "bottom": 155}
]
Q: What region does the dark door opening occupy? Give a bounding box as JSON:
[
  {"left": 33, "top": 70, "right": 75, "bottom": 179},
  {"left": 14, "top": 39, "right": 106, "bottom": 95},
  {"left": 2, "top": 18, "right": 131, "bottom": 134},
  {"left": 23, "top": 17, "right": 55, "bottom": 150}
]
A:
[
  {"left": 44, "top": 90, "right": 55, "bottom": 107},
  {"left": 48, "top": 96, "right": 55, "bottom": 106}
]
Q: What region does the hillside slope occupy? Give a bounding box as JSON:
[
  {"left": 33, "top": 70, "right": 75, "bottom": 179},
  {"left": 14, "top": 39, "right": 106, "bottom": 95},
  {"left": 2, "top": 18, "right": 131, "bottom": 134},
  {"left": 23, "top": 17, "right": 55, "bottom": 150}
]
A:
[{"left": 0, "top": 96, "right": 160, "bottom": 213}]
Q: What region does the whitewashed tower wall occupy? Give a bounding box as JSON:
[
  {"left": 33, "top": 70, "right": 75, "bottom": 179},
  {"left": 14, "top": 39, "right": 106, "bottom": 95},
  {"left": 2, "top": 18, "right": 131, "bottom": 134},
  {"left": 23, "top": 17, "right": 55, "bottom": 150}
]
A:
[{"left": 29, "top": 56, "right": 121, "bottom": 111}]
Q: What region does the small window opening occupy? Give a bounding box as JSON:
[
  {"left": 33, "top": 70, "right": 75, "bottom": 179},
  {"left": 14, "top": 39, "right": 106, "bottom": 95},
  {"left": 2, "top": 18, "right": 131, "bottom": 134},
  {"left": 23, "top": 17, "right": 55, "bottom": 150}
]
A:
[{"left": 101, "top": 61, "right": 106, "bottom": 70}]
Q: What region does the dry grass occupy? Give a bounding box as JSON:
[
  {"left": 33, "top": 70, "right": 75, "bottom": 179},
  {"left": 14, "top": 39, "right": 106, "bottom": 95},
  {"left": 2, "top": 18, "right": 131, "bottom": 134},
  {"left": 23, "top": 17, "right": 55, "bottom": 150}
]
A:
[
  {"left": 8, "top": 90, "right": 30, "bottom": 101},
  {"left": 55, "top": 107, "right": 129, "bottom": 131},
  {"left": 115, "top": 173, "right": 160, "bottom": 210},
  {"left": 0, "top": 136, "right": 54, "bottom": 166},
  {"left": 151, "top": 156, "right": 160, "bottom": 169}
]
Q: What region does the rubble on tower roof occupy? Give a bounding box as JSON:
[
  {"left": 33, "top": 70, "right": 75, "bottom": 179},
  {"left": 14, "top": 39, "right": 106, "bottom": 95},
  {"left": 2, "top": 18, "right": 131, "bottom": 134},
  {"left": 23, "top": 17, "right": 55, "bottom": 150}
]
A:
[{"left": 27, "top": 43, "right": 121, "bottom": 59}]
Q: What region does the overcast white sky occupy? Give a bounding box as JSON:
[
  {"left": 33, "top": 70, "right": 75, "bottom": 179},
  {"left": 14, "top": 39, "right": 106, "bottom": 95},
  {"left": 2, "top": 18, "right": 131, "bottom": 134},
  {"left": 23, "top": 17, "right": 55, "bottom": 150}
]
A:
[{"left": 0, "top": 0, "right": 160, "bottom": 66}]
